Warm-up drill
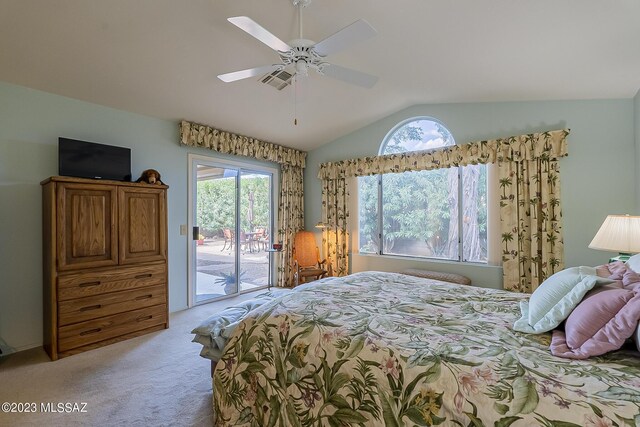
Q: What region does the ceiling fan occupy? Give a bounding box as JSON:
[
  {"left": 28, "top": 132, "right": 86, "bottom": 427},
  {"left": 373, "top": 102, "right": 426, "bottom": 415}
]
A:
[{"left": 218, "top": 0, "right": 378, "bottom": 89}]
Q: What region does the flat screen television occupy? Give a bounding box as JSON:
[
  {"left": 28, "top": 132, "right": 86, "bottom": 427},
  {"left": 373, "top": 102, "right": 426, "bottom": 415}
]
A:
[{"left": 58, "top": 137, "right": 131, "bottom": 181}]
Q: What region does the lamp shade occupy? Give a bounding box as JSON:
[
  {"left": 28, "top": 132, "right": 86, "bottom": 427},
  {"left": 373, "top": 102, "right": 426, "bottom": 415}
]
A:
[{"left": 588, "top": 215, "right": 640, "bottom": 253}]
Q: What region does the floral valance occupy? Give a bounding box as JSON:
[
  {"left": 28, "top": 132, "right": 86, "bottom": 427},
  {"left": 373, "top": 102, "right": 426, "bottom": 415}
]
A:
[
  {"left": 180, "top": 120, "right": 306, "bottom": 168},
  {"left": 318, "top": 129, "right": 569, "bottom": 180}
]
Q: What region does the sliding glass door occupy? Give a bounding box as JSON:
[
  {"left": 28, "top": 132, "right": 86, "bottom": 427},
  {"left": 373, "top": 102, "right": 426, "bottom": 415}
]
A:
[
  {"left": 238, "top": 171, "right": 272, "bottom": 291},
  {"left": 189, "top": 155, "right": 276, "bottom": 305}
]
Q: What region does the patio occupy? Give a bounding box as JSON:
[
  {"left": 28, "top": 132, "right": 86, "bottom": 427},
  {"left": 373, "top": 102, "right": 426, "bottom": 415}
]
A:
[{"left": 195, "top": 235, "right": 271, "bottom": 302}]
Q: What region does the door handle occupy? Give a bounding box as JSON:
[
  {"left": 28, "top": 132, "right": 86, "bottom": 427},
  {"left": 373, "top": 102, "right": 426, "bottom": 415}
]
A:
[{"left": 192, "top": 226, "right": 200, "bottom": 241}]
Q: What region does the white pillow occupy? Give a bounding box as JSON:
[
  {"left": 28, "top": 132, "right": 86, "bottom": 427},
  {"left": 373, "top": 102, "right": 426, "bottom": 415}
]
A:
[
  {"left": 634, "top": 322, "right": 640, "bottom": 352},
  {"left": 513, "top": 266, "right": 614, "bottom": 334},
  {"left": 625, "top": 253, "right": 640, "bottom": 273}
]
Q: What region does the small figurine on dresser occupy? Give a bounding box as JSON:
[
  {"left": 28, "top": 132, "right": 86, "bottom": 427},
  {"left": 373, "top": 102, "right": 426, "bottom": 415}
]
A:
[{"left": 136, "top": 169, "right": 164, "bottom": 185}]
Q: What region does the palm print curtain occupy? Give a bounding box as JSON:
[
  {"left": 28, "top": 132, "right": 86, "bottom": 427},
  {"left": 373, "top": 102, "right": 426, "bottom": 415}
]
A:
[
  {"left": 319, "top": 130, "right": 569, "bottom": 292},
  {"left": 180, "top": 120, "right": 306, "bottom": 287},
  {"left": 499, "top": 158, "right": 563, "bottom": 292},
  {"left": 277, "top": 164, "right": 305, "bottom": 287},
  {"left": 321, "top": 176, "right": 349, "bottom": 277}
]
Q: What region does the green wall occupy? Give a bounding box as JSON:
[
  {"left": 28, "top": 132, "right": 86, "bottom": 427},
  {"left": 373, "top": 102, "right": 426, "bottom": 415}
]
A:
[
  {"left": 305, "top": 99, "right": 636, "bottom": 287},
  {"left": 2, "top": 80, "right": 638, "bottom": 352},
  {"left": 0, "top": 82, "right": 275, "bottom": 353}
]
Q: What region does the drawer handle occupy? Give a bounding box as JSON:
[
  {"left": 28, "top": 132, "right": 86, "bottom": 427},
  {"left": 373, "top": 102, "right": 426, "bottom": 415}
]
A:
[
  {"left": 135, "top": 294, "right": 153, "bottom": 301},
  {"left": 135, "top": 273, "right": 153, "bottom": 279},
  {"left": 79, "top": 304, "right": 102, "bottom": 312},
  {"left": 79, "top": 328, "right": 102, "bottom": 336},
  {"left": 79, "top": 281, "right": 101, "bottom": 288},
  {"left": 137, "top": 315, "right": 153, "bottom": 322}
]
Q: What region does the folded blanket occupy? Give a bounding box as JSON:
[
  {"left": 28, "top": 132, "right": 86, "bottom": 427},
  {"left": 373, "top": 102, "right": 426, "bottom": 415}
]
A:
[{"left": 191, "top": 289, "right": 288, "bottom": 361}]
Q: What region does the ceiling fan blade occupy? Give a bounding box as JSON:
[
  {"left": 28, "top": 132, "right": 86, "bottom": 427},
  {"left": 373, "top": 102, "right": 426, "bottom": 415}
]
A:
[
  {"left": 228, "top": 16, "right": 291, "bottom": 53},
  {"left": 313, "top": 19, "right": 377, "bottom": 57},
  {"left": 321, "top": 63, "right": 378, "bottom": 88},
  {"left": 218, "top": 64, "right": 279, "bottom": 83}
]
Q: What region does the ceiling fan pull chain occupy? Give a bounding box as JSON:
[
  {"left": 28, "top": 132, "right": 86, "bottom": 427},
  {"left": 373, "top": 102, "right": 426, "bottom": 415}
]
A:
[{"left": 294, "top": 75, "right": 298, "bottom": 126}]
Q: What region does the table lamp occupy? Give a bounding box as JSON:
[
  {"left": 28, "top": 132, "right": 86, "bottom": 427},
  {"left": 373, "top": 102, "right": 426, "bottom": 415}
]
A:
[{"left": 588, "top": 214, "right": 640, "bottom": 262}]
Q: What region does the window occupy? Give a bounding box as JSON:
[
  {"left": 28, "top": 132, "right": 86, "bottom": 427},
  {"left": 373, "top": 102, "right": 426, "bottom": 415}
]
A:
[{"left": 358, "top": 118, "right": 487, "bottom": 262}]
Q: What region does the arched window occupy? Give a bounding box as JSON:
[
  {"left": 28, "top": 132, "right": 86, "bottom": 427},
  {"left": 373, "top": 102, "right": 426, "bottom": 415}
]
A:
[
  {"left": 358, "top": 117, "right": 487, "bottom": 262},
  {"left": 380, "top": 117, "right": 455, "bottom": 154}
]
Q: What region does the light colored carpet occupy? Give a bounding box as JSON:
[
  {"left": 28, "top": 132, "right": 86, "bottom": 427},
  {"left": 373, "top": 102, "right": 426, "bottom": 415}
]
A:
[{"left": 0, "top": 292, "right": 260, "bottom": 427}]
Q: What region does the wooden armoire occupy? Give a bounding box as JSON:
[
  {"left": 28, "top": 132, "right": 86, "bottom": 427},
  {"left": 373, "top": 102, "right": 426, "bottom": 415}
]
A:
[{"left": 41, "top": 176, "right": 169, "bottom": 360}]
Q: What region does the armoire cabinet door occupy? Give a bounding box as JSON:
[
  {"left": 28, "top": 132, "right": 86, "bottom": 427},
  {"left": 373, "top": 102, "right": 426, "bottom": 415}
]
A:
[
  {"left": 56, "top": 183, "right": 119, "bottom": 270},
  {"left": 118, "top": 187, "right": 167, "bottom": 265}
]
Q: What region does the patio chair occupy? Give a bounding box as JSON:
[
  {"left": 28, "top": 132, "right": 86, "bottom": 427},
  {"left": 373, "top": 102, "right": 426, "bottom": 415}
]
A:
[
  {"left": 239, "top": 231, "right": 253, "bottom": 253},
  {"left": 258, "top": 230, "right": 269, "bottom": 251},
  {"left": 292, "top": 230, "right": 331, "bottom": 287},
  {"left": 221, "top": 228, "right": 234, "bottom": 251},
  {"left": 252, "top": 228, "right": 267, "bottom": 251}
]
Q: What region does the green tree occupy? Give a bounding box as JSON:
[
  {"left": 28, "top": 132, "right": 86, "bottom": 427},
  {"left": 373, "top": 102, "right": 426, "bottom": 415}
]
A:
[
  {"left": 383, "top": 125, "right": 423, "bottom": 154},
  {"left": 197, "top": 175, "right": 270, "bottom": 237},
  {"left": 359, "top": 169, "right": 452, "bottom": 256},
  {"left": 197, "top": 177, "right": 235, "bottom": 236},
  {"left": 358, "top": 175, "right": 379, "bottom": 252},
  {"left": 239, "top": 175, "right": 270, "bottom": 230}
]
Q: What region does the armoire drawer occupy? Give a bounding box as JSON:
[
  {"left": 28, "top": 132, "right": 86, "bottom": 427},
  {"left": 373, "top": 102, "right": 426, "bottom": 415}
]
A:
[
  {"left": 58, "top": 304, "right": 167, "bottom": 352},
  {"left": 58, "top": 284, "right": 166, "bottom": 326},
  {"left": 58, "top": 264, "right": 166, "bottom": 301}
]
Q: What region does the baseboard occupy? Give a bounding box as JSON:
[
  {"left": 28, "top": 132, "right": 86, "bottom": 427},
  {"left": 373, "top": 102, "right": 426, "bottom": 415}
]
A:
[
  {"left": 0, "top": 337, "right": 13, "bottom": 356},
  {"left": 0, "top": 339, "right": 41, "bottom": 356}
]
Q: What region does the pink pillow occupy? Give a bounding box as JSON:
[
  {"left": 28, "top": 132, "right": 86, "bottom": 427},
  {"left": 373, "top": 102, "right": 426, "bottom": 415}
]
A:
[
  {"left": 596, "top": 261, "right": 628, "bottom": 280},
  {"left": 622, "top": 269, "right": 640, "bottom": 291},
  {"left": 596, "top": 261, "right": 640, "bottom": 291},
  {"left": 550, "top": 284, "right": 640, "bottom": 359},
  {"left": 606, "top": 261, "right": 627, "bottom": 280}
]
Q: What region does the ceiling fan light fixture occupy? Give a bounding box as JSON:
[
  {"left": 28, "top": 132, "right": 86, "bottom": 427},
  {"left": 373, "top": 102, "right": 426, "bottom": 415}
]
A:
[{"left": 295, "top": 60, "right": 308, "bottom": 76}]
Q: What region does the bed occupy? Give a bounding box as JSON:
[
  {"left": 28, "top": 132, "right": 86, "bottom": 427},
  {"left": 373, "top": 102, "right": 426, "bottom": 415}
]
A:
[
  {"left": 192, "top": 289, "right": 289, "bottom": 368},
  {"left": 212, "top": 271, "right": 640, "bottom": 426}
]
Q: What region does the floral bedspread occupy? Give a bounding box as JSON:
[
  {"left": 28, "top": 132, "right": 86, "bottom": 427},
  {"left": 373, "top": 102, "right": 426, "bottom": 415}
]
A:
[{"left": 213, "top": 272, "right": 640, "bottom": 426}]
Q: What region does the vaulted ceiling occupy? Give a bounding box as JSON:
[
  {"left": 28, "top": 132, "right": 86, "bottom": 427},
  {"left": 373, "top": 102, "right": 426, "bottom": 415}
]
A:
[{"left": 1, "top": 0, "right": 639, "bottom": 151}]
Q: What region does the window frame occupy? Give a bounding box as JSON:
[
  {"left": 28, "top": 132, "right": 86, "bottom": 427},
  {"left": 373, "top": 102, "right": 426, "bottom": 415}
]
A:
[{"left": 359, "top": 116, "right": 488, "bottom": 264}]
